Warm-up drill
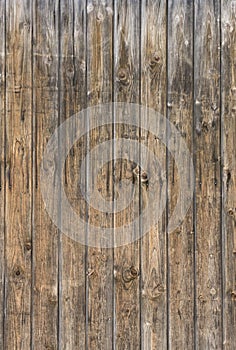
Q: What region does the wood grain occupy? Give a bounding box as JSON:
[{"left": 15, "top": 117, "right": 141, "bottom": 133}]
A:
[
  {"left": 140, "top": 1, "right": 167, "bottom": 349},
  {"left": 168, "top": 1, "right": 194, "bottom": 348},
  {"left": 33, "top": 0, "right": 59, "bottom": 348},
  {"left": 4, "top": 0, "right": 32, "bottom": 348},
  {"left": 114, "top": 1, "right": 141, "bottom": 348},
  {"left": 194, "top": 0, "right": 222, "bottom": 348},
  {"left": 86, "top": 1, "right": 114, "bottom": 348},
  {"left": 1, "top": 1, "right": 236, "bottom": 349},
  {"left": 222, "top": 1, "right": 236, "bottom": 348},
  {"left": 60, "top": 0, "right": 87, "bottom": 348},
  {"left": 0, "top": 0, "right": 5, "bottom": 348}
]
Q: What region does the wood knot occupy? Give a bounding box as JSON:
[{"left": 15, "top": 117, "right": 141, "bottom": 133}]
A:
[
  {"left": 25, "top": 241, "right": 32, "bottom": 251},
  {"left": 133, "top": 166, "right": 149, "bottom": 187},
  {"left": 231, "top": 291, "right": 236, "bottom": 300},
  {"left": 149, "top": 54, "right": 160, "bottom": 68},
  {"left": 231, "top": 87, "right": 236, "bottom": 95},
  {"left": 122, "top": 266, "right": 139, "bottom": 282},
  {"left": 133, "top": 165, "right": 140, "bottom": 178},
  {"left": 96, "top": 12, "right": 104, "bottom": 22},
  {"left": 117, "top": 68, "right": 129, "bottom": 85},
  {"left": 87, "top": 3, "right": 94, "bottom": 13},
  {"left": 228, "top": 208, "right": 235, "bottom": 217},
  {"left": 231, "top": 106, "right": 236, "bottom": 113},
  {"left": 140, "top": 171, "right": 148, "bottom": 184},
  {"left": 210, "top": 288, "right": 217, "bottom": 296},
  {"left": 198, "top": 294, "right": 206, "bottom": 303},
  {"left": 14, "top": 85, "right": 21, "bottom": 93},
  {"left": 145, "top": 284, "right": 165, "bottom": 300},
  {"left": 202, "top": 121, "right": 209, "bottom": 133},
  {"left": 13, "top": 266, "right": 25, "bottom": 278},
  {"left": 45, "top": 343, "right": 56, "bottom": 350}
]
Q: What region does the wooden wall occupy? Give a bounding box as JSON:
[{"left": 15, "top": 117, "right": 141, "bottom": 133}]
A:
[{"left": 0, "top": 0, "right": 235, "bottom": 349}]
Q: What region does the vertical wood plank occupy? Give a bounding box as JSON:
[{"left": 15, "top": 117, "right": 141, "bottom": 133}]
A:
[
  {"left": 2, "top": 2, "right": 236, "bottom": 348},
  {"left": 168, "top": 1, "right": 194, "bottom": 348},
  {"left": 140, "top": 1, "right": 167, "bottom": 349},
  {"left": 0, "top": 0, "right": 5, "bottom": 348},
  {"left": 114, "top": 1, "right": 141, "bottom": 348},
  {"left": 194, "top": 0, "right": 222, "bottom": 348},
  {"left": 4, "top": 0, "right": 32, "bottom": 348},
  {"left": 33, "top": 1, "right": 59, "bottom": 348},
  {"left": 59, "top": 0, "right": 87, "bottom": 348},
  {"left": 86, "top": 1, "right": 114, "bottom": 348},
  {"left": 221, "top": 1, "right": 236, "bottom": 348}
]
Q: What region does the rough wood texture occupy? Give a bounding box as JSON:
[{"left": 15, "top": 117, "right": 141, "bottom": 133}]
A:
[
  {"left": 0, "top": 1, "right": 5, "bottom": 348},
  {"left": 4, "top": 1, "right": 32, "bottom": 348},
  {"left": 33, "top": 0, "right": 59, "bottom": 348},
  {"left": 1, "top": 1, "right": 236, "bottom": 349},
  {"left": 222, "top": 1, "right": 236, "bottom": 348},
  {"left": 60, "top": 0, "right": 87, "bottom": 348},
  {"left": 194, "top": 0, "right": 222, "bottom": 348},
  {"left": 168, "top": 1, "right": 194, "bottom": 348},
  {"left": 86, "top": 1, "right": 114, "bottom": 348},
  {"left": 114, "top": 1, "right": 141, "bottom": 348},
  {"left": 140, "top": 1, "right": 167, "bottom": 349}
]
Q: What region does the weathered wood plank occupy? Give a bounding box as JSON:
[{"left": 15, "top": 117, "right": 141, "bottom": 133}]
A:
[
  {"left": 86, "top": 1, "right": 114, "bottom": 348},
  {"left": 59, "top": 0, "right": 87, "bottom": 348},
  {"left": 33, "top": 1, "right": 59, "bottom": 348},
  {"left": 221, "top": 1, "right": 236, "bottom": 348},
  {"left": 0, "top": 0, "right": 5, "bottom": 348},
  {"left": 114, "top": 1, "right": 141, "bottom": 348},
  {"left": 194, "top": 1, "right": 222, "bottom": 348},
  {"left": 167, "top": 1, "right": 194, "bottom": 348},
  {"left": 140, "top": 1, "right": 167, "bottom": 349},
  {"left": 2, "top": 2, "right": 236, "bottom": 348},
  {"left": 4, "top": 0, "right": 32, "bottom": 348}
]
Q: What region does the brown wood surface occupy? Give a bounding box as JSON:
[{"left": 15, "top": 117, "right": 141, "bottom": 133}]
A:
[
  {"left": 140, "top": 1, "right": 167, "bottom": 349},
  {"left": 86, "top": 1, "right": 114, "bottom": 348},
  {"left": 168, "top": 1, "right": 194, "bottom": 348},
  {"left": 0, "top": 0, "right": 5, "bottom": 348},
  {"left": 33, "top": 0, "right": 59, "bottom": 348},
  {"left": 114, "top": 1, "right": 141, "bottom": 348},
  {"left": 194, "top": 1, "right": 222, "bottom": 348},
  {"left": 222, "top": 1, "right": 236, "bottom": 348},
  {"left": 5, "top": 1, "right": 32, "bottom": 348},
  {"left": 1, "top": 1, "right": 236, "bottom": 349},
  {"left": 60, "top": 0, "right": 87, "bottom": 348}
]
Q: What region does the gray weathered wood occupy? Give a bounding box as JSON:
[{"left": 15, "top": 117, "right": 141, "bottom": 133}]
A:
[
  {"left": 221, "top": 1, "right": 236, "bottom": 348},
  {"left": 114, "top": 1, "right": 141, "bottom": 348},
  {"left": 33, "top": 0, "right": 59, "bottom": 348},
  {"left": 4, "top": 0, "right": 32, "bottom": 348},
  {"left": 86, "top": 1, "right": 114, "bottom": 348},
  {"left": 0, "top": 0, "right": 5, "bottom": 348},
  {"left": 59, "top": 0, "right": 87, "bottom": 348},
  {"left": 194, "top": 0, "right": 222, "bottom": 348},
  {"left": 168, "top": 1, "right": 194, "bottom": 348},
  {"left": 140, "top": 1, "right": 167, "bottom": 349},
  {"left": 1, "top": 1, "right": 236, "bottom": 348}
]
